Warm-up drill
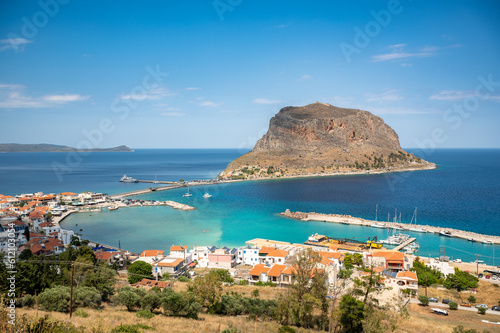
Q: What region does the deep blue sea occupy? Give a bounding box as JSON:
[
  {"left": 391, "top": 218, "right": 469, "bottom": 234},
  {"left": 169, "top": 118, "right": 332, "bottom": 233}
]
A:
[{"left": 1, "top": 149, "right": 499, "bottom": 264}]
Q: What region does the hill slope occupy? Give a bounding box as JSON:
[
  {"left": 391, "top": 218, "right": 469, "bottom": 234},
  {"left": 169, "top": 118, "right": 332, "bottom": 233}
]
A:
[{"left": 0, "top": 143, "right": 133, "bottom": 153}]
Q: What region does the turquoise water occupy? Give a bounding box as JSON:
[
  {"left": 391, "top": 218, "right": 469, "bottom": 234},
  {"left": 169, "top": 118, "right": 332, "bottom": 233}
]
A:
[
  {"left": 60, "top": 149, "right": 500, "bottom": 265},
  {"left": 1, "top": 148, "right": 499, "bottom": 264}
]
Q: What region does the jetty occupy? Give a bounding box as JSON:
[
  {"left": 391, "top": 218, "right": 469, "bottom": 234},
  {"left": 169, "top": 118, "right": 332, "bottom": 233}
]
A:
[
  {"left": 109, "top": 184, "right": 185, "bottom": 199},
  {"left": 280, "top": 210, "right": 500, "bottom": 245},
  {"left": 393, "top": 237, "right": 417, "bottom": 251}
]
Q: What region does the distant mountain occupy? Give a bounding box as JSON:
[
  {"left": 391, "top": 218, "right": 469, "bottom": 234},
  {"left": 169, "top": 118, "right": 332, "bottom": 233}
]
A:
[
  {"left": 0, "top": 144, "right": 134, "bottom": 153},
  {"left": 220, "top": 102, "right": 435, "bottom": 179}
]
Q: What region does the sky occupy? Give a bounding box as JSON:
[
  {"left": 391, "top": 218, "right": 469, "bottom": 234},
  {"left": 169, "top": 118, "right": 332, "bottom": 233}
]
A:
[{"left": 0, "top": 0, "right": 499, "bottom": 149}]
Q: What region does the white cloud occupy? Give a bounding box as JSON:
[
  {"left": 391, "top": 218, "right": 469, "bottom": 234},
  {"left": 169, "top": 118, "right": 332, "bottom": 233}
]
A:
[
  {"left": 372, "top": 44, "right": 463, "bottom": 63},
  {"left": 299, "top": 74, "right": 312, "bottom": 81},
  {"left": 185, "top": 87, "right": 199, "bottom": 91},
  {"left": 120, "top": 87, "right": 176, "bottom": 101},
  {"left": 388, "top": 43, "right": 406, "bottom": 51},
  {"left": 253, "top": 98, "right": 281, "bottom": 104},
  {"left": 400, "top": 63, "right": 413, "bottom": 67},
  {"left": 0, "top": 38, "right": 32, "bottom": 52},
  {"left": 429, "top": 90, "right": 500, "bottom": 102},
  {"left": 199, "top": 101, "right": 222, "bottom": 107},
  {"left": 365, "top": 90, "right": 403, "bottom": 102},
  {"left": 160, "top": 112, "right": 185, "bottom": 116},
  {"left": 0, "top": 84, "right": 89, "bottom": 109}
]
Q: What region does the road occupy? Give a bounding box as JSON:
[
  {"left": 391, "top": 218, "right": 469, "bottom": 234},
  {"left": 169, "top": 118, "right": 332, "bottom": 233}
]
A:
[{"left": 409, "top": 298, "right": 500, "bottom": 316}]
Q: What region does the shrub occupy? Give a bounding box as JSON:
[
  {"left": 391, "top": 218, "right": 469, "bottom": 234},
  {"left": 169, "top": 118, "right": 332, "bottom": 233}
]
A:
[
  {"left": 449, "top": 301, "right": 458, "bottom": 310},
  {"left": 467, "top": 295, "right": 476, "bottom": 303},
  {"left": 477, "top": 306, "right": 486, "bottom": 315},
  {"left": 74, "top": 309, "right": 89, "bottom": 318},
  {"left": 141, "top": 293, "right": 161, "bottom": 312},
  {"left": 127, "top": 261, "right": 153, "bottom": 284},
  {"left": 221, "top": 329, "right": 242, "bottom": 333},
  {"left": 251, "top": 289, "right": 259, "bottom": 298},
  {"left": 22, "top": 294, "right": 35, "bottom": 308},
  {"left": 162, "top": 291, "right": 202, "bottom": 319},
  {"left": 136, "top": 309, "right": 155, "bottom": 319},
  {"left": 178, "top": 276, "right": 190, "bottom": 282},
  {"left": 75, "top": 286, "right": 101, "bottom": 308},
  {"left": 38, "top": 286, "right": 71, "bottom": 313},
  {"left": 278, "top": 326, "right": 296, "bottom": 333},
  {"left": 111, "top": 324, "right": 153, "bottom": 333},
  {"left": 238, "top": 279, "right": 248, "bottom": 286},
  {"left": 116, "top": 287, "right": 141, "bottom": 311},
  {"left": 418, "top": 295, "right": 429, "bottom": 306}
]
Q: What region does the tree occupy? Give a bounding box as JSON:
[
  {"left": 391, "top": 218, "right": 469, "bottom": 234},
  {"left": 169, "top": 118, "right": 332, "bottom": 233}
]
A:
[
  {"left": 351, "top": 267, "right": 384, "bottom": 306},
  {"left": 418, "top": 295, "right": 429, "bottom": 306},
  {"left": 23, "top": 227, "right": 30, "bottom": 242},
  {"left": 209, "top": 269, "right": 234, "bottom": 283},
  {"left": 19, "top": 248, "right": 33, "bottom": 260},
  {"left": 162, "top": 291, "right": 202, "bottom": 318},
  {"left": 127, "top": 261, "right": 152, "bottom": 284},
  {"left": 449, "top": 301, "right": 458, "bottom": 310},
  {"left": 116, "top": 287, "right": 142, "bottom": 311},
  {"left": 74, "top": 286, "right": 101, "bottom": 308},
  {"left": 77, "top": 246, "right": 97, "bottom": 264},
  {"left": 411, "top": 258, "right": 442, "bottom": 286},
  {"left": 275, "top": 249, "right": 328, "bottom": 329},
  {"left": 141, "top": 292, "right": 161, "bottom": 312},
  {"left": 338, "top": 294, "right": 365, "bottom": 333},
  {"left": 468, "top": 295, "right": 476, "bottom": 304},
  {"left": 443, "top": 268, "right": 478, "bottom": 291},
  {"left": 343, "top": 254, "right": 355, "bottom": 270},
  {"left": 70, "top": 235, "right": 82, "bottom": 247},
  {"left": 38, "top": 286, "right": 71, "bottom": 313},
  {"left": 188, "top": 272, "right": 223, "bottom": 307},
  {"left": 477, "top": 306, "right": 486, "bottom": 315},
  {"left": 353, "top": 253, "right": 364, "bottom": 267}
]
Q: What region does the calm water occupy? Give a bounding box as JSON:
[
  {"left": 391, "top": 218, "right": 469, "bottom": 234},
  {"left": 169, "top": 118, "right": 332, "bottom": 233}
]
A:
[{"left": 1, "top": 149, "right": 499, "bottom": 264}]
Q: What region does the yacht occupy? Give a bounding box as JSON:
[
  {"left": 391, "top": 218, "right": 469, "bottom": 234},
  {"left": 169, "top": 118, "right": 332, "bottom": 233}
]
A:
[
  {"left": 203, "top": 193, "right": 212, "bottom": 198},
  {"left": 439, "top": 230, "right": 453, "bottom": 237},
  {"left": 408, "top": 208, "right": 427, "bottom": 233},
  {"left": 183, "top": 186, "right": 193, "bottom": 197},
  {"left": 371, "top": 222, "right": 386, "bottom": 229},
  {"left": 120, "top": 174, "right": 138, "bottom": 183}
]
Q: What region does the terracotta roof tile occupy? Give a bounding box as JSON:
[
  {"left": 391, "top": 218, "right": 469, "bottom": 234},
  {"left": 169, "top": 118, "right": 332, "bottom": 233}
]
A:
[
  {"left": 249, "top": 264, "right": 270, "bottom": 276},
  {"left": 267, "top": 264, "right": 287, "bottom": 277}
]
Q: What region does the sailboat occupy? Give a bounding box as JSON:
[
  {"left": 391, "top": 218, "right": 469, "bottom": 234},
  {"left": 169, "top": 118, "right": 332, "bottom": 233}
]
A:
[
  {"left": 408, "top": 207, "right": 427, "bottom": 233},
  {"left": 183, "top": 185, "right": 193, "bottom": 197},
  {"left": 153, "top": 174, "right": 159, "bottom": 184},
  {"left": 371, "top": 204, "right": 386, "bottom": 228}
]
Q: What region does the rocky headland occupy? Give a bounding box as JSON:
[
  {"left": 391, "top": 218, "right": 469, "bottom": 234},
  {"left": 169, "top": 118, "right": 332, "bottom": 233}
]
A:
[{"left": 220, "top": 102, "right": 435, "bottom": 179}]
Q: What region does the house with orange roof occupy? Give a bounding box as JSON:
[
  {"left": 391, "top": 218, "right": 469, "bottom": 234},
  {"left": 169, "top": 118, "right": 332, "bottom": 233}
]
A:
[
  {"left": 0, "top": 200, "right": 11, "bottom": 210},
  {"left": 169, "top": 245, "right": 192, "bottom": 263},
  {"left": 154, "top": 257, "right": 184, "bottom": 276},
  {"left": 131, "top": 278, "right": 173, "bottom": 291},
  {"left": 249, "top": 264, "right": 271, "bottom": 283},
  {"left": 369, "top": 250, "right": 409, "bottom": 272},
  {"left": 57, "top": 192, "right": 78, "bottom": 203},
  {"left": 94, "top": 250, "right": 126, "bottom": 266},
  {"left": 264, "top": 248, "right": 289, "bottom": 265},
  {"left": 135, "top": 250, "right": 165, "bottom": 264},
  {"left": 20, "top": 237, "right": 64, "bottom": 255},
  {"left": 38, "top": 221, "right": 60, "bottom": 235}
]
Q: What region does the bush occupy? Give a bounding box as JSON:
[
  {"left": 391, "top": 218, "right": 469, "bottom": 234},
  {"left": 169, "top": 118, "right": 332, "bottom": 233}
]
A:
[
  {"left": 127, "top": 261, "right": 153, "bottom": 284},
  {"left": 136, "top": 309, "right": 155, "bottom": 319},
  {"left": 278, "top": 326, "right": 296, "bottom": 333},
  {"left": 254, "top": 281, "right": 275, "bottom": 287},
  {"left": 477, "top": 306, "right": 486, "bottom": 315},
  {"left": 21, "top": 294, "right": 35, "bottom": 308},
  {"left": 418, "top": 295, "right": 429, "bottom": 306},
  {"left": 111, "top": 324, "right": 153, "bottom": 333},
  {"left": 178, "top": 276, "right": 190, "bottom": 282},
  {"left": 238, "top": 279, "right": 248, "bottom": 286},
  {"left": 38, "top": 286, "right": 71, "bottom": 313},
  {"left": 141, "top": 293, "right": 161, "bottom": 312},
  {"left": 75, "top": 286, "right": 101, "bottom": 308},
  {"left": 449, "top": 301, "right": 458, "bottom": 310},
  {"left": 221, "top": 329, "right": 242, "bottom": 333},
  {"left": 251, "top": 289, "right": 259, "bottom": 298},
  {"left": 116, "top": 287, "right": 141, "bottom": 311},
  {"left": 467, "top": 295, "right": 476, "bottom": 303},
  {"left": 74, "top": 309, "right": 89, "bottom": 318},
  {"left": 162, "top": 291, "right": 203, "bottom": 319}
]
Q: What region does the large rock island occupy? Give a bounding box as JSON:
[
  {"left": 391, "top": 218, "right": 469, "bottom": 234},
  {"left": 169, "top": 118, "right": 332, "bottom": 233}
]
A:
[
  {"left": 220, "top": 102, "right": 435, "bottom": 179},
  {"left": 0, "top": 144, "right": 134, "bottom": 153}
]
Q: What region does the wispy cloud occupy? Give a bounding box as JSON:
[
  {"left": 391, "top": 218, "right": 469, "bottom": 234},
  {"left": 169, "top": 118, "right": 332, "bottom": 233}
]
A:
[
  {"left": 329, "top": 96, "right": 356, "bottom": 107},
  {"left": 199, "top": 101, "right": 222, "bottom": 107},
  {"left": 275, "top": 24, "right": 289, "bottom": 29},
  {"left": 253, "top": 98, "right": 281, "bottom": 104},
  {"left": 371, "top": 44, "right": 462, "bottom": 63},
  {"left": 365, "top": 89, "right": 403, "bottom": 102},
  {"left": 0, "top": 38, "right": 32, "bottom": 52},
  {"left": 160, "top": 112, "right": 185, "bottom": 116},
  {"left": 120, "top": 86, "right": 176, "bottom": 100},
  {"left": 429, "top": 90, "right": 500, "bottom": 101},
  {"left": 184, "top": 87, "right": 199, "bottom": 91},
  {"left": 298, "top": 74, "right": 312, "bottom": 81},
  {"left": 0, "top": 84, "right": 89, "bottom": 109}
]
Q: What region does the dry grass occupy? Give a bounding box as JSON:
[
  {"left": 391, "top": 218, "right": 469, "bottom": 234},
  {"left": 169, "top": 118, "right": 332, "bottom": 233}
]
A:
[
  {"left": 418, "top": 280, "right": 500, "bottom": 306},
  {"left": 16, "top": 306, "right": 316, "bottom": 333},
  {"left": 399, "top": 303, "right": 500, "bottom": 333},
  {"left": 172, "top": 281, "right": 284, "bottom": 300}
]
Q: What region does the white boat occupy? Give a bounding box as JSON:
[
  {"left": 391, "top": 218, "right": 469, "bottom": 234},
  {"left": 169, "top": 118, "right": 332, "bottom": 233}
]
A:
[
  {"left": 482, "top": 240, "right": 493, "bottom": 244},
  {"left": 120, "top": 174, "right": 138, "bottom": 183},
  {"left": 108, "top": 206, "right": 118, "bottom": 211},
  {"left": 183, "top": 186, "right": 193, "bottom": 197},
  {"left": 371, "top": 222, "right": 386, "bottom": 229},
  {"left": 153, "top": 174, "right": 159, "bottom": 184},
  {"left": 439, "top": 230, "right": 453, "bottom": 237},
  {"left": 203, "top": 193, "right": 212, "bottom": 198}
]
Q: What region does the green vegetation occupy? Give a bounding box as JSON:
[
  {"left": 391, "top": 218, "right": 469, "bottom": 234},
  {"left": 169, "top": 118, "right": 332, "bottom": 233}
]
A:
[
  {"left": 468, "top": 295, "right": 476, "bottom": 304},
  {"left": 477, "top": 306, "right": 486, "bottom": 315},
  {"left": 338, "top": 294, "right": 365, "bottom": 333},
  {"left": 411, "top": 258, "right": 443, "bottom": 286},
  {"left": 418, "top": 295, "right": 429, "bottom": 306},
  {"left": 136, "top": 309, "right": 155, "bottom": 319},
  {"left": 111, "top": 324, "right": 153, "bottom": 333},
  {"left": 127, "top": 261, "right": 153, "bottom": 284},
  {"left": 443, "top": 268, "right": 478, "bottom": 291},
  {"left": 449, "top": 301, "right": 458, "bottom": 310}
]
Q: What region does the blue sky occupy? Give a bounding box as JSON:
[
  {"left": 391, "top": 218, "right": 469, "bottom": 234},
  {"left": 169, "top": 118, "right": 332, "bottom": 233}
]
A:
[{"left": 0, "top": 0, "right": 499, "bottom": 149}]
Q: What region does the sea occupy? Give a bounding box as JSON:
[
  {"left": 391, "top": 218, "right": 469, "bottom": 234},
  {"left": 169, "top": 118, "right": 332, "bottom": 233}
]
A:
[{"left": 1, "top": 148, "right": 499, "bottom": 265}]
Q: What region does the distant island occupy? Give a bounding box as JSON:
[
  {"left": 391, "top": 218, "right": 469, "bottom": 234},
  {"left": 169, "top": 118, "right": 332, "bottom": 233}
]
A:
[
  {"left": 0, "top": 143, "right": 134, "bottom": 153},
  {"left": 220, "top": 102, "right": 436, "bottom": 180}
]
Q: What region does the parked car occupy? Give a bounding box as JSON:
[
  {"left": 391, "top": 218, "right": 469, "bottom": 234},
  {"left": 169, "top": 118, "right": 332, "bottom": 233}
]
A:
[
  {"left": 475, "top": 304, "right": 488, "bottom": 309},
  {"left": 429, "top": 297, "right": 439, "bottom": 303},
  {"left": 460, "top": 302, "right": 472, "bottom": 307},
  {"left": 478, "top": 273, "right": 484, "bottom": 278},
  {"left": 442, "top": 299, "right": 452, "bottom": 304},
  {"left": 492, "top": 275, "right": 498, "bottom": 280},
  {"left": 486, "top": 275, "right": 491, "bottom": 279},
  {"left": 492, "top": 306, "right": 500, "bottom": 311}
]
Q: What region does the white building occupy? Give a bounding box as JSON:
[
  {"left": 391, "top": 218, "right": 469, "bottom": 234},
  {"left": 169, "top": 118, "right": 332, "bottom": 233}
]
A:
[
  {"left": 237, "top": 246, "right": 260, "bottom": 265},
  {"left": 169, "top": 245, "right": 193, "bottom": 264}
]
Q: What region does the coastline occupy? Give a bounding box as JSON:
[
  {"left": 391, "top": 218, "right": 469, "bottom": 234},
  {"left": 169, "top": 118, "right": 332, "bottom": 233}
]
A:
[{"left": 280, "top": 210, "right": 500, "bottom": 245}]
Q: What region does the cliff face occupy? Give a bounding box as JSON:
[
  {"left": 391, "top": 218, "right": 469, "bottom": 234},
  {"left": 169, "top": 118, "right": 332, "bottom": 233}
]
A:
[{"left": 221, "top": 102, "right": 433, "bottom": 179}]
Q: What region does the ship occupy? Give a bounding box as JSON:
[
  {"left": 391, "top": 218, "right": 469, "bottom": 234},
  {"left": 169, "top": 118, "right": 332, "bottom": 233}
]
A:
[{"left": 120, "top": 174, "right": 138, "bottom": 183}]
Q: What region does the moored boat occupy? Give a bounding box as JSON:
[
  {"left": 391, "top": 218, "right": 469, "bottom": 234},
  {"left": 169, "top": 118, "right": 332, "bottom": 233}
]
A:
[{"left": 120, "top": 174, "right": 138, "bottom": 183}]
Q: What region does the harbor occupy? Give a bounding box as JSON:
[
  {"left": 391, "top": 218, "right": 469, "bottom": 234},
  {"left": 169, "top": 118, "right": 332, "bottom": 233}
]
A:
[{"left": 280, "top": 210, "right": 500, "bottom": 245}]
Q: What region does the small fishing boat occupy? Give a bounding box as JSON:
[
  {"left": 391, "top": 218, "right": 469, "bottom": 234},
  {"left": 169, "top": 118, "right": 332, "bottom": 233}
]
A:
[
  {"left": 439, "top": 230, "right": 453, "bottom": 237},
  {"left": 203, "top": 193, "right": 212, "bottom": 198}
]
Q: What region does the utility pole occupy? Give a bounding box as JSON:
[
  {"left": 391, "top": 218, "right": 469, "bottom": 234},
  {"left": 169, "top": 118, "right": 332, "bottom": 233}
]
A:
[
  {"left": 476, "top": 255, "right": 479, "bottom": 276},
  {"left": 69, "top": 263, "right": 75, "bottom": 319}
]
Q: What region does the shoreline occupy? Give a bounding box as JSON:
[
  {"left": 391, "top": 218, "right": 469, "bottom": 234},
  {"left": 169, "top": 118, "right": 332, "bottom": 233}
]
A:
[{"left": 280, "top": 210, "right": 500, "bottom": 245}]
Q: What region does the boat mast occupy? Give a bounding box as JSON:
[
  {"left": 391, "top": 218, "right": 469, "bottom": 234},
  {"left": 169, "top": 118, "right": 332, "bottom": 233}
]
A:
[{"left": 375, "top": 204, "right": 378, "bottom": 222}]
